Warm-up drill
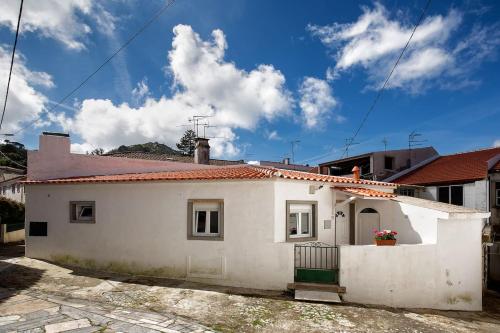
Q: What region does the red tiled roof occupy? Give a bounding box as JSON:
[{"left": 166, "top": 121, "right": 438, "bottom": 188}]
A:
[
  {"left": 394, "top": 147, "right": 500, "bottom": 185},
  {"left": 24, "top": 165, "right": 395, "bottom": 187},
  {"left": 333, "top": 187, "right": 395, "bottom": 198},
  {"left": 104, "top": 151, "right": 245, "bottom": 166}
]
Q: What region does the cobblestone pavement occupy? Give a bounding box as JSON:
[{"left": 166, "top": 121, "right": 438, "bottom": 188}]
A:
[{"left": 0, "top": 289, "right": 214, "bottom": 333}]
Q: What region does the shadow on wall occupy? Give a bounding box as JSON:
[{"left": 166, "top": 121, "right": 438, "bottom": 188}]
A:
[{"left": 390, "top": 204, "right": 423, "bottom": 244}]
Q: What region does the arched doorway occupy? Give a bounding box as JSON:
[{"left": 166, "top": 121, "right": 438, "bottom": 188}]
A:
[{"left": 358, "top": 208, "right": 380, "bottom": 245}]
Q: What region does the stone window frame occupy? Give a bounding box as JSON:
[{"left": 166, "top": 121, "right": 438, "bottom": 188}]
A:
[
  {"left": 69, "top": 201, "right": 96, "bottom": 224},
  {"left": 286, "top": 200, "right": 318, "bottom": 242},
  {"left": 187, "top": 199, "right": 224, "bottom": 241}
]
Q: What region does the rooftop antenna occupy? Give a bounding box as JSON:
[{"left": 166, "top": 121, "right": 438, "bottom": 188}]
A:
[
  {"left": 290, "top": 140, "right": 300, "bottom": 163},
  {"left": 344, "top": 137, "right": 359, "bottom": 157},
  {"left": 188, "top": 115, "right": 212, "bottom": 137},
  {"left": 408, "top": 130, "right": 427, "bottom": 167},
  {"left": 382, "top": 137, "right": 388, "bottom": 152}
]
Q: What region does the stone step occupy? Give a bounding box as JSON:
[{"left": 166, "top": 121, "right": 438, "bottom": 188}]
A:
[
  {"left": 294, "top": 289, "right": 342, "bottom": 303},
  {"left": 287, "top": 282, "right": 346, "bottom": 294}
]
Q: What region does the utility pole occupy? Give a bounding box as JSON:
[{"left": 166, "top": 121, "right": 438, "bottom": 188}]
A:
[
  {"left": 408, "top": 130, "right": 427, "bottom": 167},
  {"left": 290, "top": 140, "right": 300, "bottom": 163}
]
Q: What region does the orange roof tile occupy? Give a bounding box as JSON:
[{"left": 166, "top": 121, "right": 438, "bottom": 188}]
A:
[
  {"left": 333, "top": 186, "right": 395, "bottom": 198},
  {"left": 24, "top": 165, "right": 395, "bottom": 187},
  {"left": 394, "top": 148, "right": 500, "bottom": 186}
]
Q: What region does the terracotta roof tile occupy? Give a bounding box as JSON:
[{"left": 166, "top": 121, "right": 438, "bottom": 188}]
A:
[
  {"left": 333, "top": 187, "right": 395, "bottom": 198},
  {"left": 24, "top": 165, "right": 396, "bottom": 187},
  {"left": 394, "top": 148, "right": 500, "bottom": 185}
]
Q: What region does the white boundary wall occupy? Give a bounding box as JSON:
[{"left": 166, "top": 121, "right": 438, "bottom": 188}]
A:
[{"left": 340, "top": 215, "right": 484, "bottom": 311}]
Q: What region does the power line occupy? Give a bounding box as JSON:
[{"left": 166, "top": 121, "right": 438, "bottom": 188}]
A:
[
  {"left": 0, "top": 0, "right": 24, "bottom": 133},
  {"left": 0, "top": 148, "right": 26, "bottom": 169},
  {"left": 12, "top": 0, "right": 177, "bottom": 136},
  {"left": 341, "top": 0, "right": 432, "bottom": 158}
]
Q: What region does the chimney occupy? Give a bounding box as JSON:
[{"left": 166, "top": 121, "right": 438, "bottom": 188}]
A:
[
  {"left": 39, "top": 132, "right": 70, "bottom": 156},
  {"left": 194, "top": 138, "right": 210, "bottom": 164},
  {"left": 283, "top": 157, "right": 290, "bottom": 165},
  {"left": 352, "top": 166, "right": 360, "bottom": 181}
]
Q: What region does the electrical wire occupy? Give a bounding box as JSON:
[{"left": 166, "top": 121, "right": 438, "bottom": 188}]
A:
[
  {"left": 0, "top": 0, "right": 24, "bottom": 133},
  {"left": 11, "top": 0, "right": 177, "bottom": 136},
  {"left": 340, "top": 0, "right": 432, "bottom": 158}
]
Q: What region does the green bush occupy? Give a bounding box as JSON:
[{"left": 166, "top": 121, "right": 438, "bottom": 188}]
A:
[{"left": 0, "top": 197, "right": 25, "bottom": 225}]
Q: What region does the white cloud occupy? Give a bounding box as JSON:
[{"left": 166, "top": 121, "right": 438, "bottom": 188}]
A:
[
  {"left": 299, "top": 77, "right": 338, "bottom": 129},
  {"left": 267, "top": 130, "right": 280, "bottom": 140},
  {"left": 308, "top": 3, "right": 500, "bottom": 92},
  {"left": 0, "top": 46, "right": 53, "bottom": 133},
  {"left": 57, "top": 25, "right": 293, "bottom": 158},
  {"left": 131, "top": 78, "right": 150, "bottom": 105},
  {"left": 494, "top": 139, "right": 500, "bottom": 148},
  {"left": 0, "top": 0, "right": 95, "bottom": 50}
]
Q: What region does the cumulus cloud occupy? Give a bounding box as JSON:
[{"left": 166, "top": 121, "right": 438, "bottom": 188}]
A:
[
  {"left": 308, "top": 2, "right": 500, "bottom": 92},
  {"left": 267, "top": 130, "right": 281, "bottom": 140},
  {"left": 299, "top": 77, "right": 338, "bottom": 129},
  {"left": 0, "top": 46, "right": 53, "bottom": 133},
  {"left": 131, "top": 78, "right": 150, "bottom": 105},
  {"left": 494, "top": 139, "right": 500, "bottom": 148},
  {"left": 0, "top": 0, "right": 95, "bottom": 50},
  {"left": 57, "top": 25, "right": 293, "bottom": 158}
]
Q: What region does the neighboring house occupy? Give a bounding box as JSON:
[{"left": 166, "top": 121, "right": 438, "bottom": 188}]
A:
[
  {"left": 23, "top": 133, "right": 489, "bottom": 311},
  {"left": 0, "top": 165, "right": 25, "bottom": 182},
  {"left": 388, "top": 147, "right": 500, "bottom": 226},
  {"left": 0, "top": 175, "right": 26, "bottom": 203},
  {"left": 256, "top": 158, "right": 318, "bottom": 173},
  {"left": 104, "top": 152, "right": 244, "bottom": 166},
  {"left": 318, "top": 147, "right": 438, "bottom": 181}
]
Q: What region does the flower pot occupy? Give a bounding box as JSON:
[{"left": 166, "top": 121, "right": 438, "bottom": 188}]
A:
[{"left": 375, "top": 239, "right": 396, "bottom": 246}]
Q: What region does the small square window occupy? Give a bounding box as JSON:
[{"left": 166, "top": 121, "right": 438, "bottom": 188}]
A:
[
  {"left": 70, "top": 201, "right": 95, "bottom": 223},
  {"left": 29, "top": 222, "right": 47, "bottom": 236},
  {"left": 188, "top": 200, "right": 224, "bottom": 240}
]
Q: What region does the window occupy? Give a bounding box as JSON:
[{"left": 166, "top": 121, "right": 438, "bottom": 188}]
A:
[
  {"left": 286, "top": 201, "right": 317, "bottom": 242},
  {"left": 16, "top": 184, "right": 20, "bottom": 193},
  {"left": 437, "top": 185, "right": 463, "bottom": 206},
  {"left": 11, "top": 184, "right": 15, "bottom": 193},
  {"left": 70, "top": 201, "right": 95, "bottom": 223},
  {"left": 1, "top": 186, "right": 5, "bottom": 195},
  {"left": 397, "top": 188, "right": 415, "bottom": 197},
  {"left": 496, "top": 182, "right": 500, "bottom": 207},
  {"left": 187, "top": 200, "right": 224, "bottom": 240},
  {"left": 384, "top": 156, "right": 394, "bottom": 170},
  {"left": 29, "top": 222, "right": 47, "bottom": 236}
]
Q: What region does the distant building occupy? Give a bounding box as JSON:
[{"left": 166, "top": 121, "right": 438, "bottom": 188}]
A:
[
  {"left": 258, "top": 158, "right": 318, "bottom": 173},
  {"left": 318, "top": 147, "right": 438, "bottom": 181},
  {"left": 0, "top": 166, "right": 26, "bottom": 203}
]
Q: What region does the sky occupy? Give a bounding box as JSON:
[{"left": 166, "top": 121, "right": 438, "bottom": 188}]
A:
[{"left": 0, "top": 0, "right": 499, "bottom": 165}]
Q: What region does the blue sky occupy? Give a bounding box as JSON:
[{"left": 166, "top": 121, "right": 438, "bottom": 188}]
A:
[{"left": 0, "top": 0, "right": 499, "bottom": 165}]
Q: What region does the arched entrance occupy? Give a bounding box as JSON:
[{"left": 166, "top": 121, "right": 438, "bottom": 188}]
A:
[{"left": 358, "top": 208, "right": 380, "bottom": 245}]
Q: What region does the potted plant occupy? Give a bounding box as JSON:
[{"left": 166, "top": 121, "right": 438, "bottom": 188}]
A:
[{"left": 373, "top": 229, "right": 397, "bottom": 246}]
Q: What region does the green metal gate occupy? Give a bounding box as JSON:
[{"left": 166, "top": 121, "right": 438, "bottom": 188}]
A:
[{"left": 294, "top": 242, "right": 338, "bottom": 284}]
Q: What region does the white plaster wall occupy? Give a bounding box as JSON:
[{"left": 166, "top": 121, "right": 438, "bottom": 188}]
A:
[
  {"left": 25, "top": 180, "right": 294, "bottom": 290},
  {"left": 340, "top": 215, "right": 484, "bottom": 311},
  {"left": 28, "top": 135, "right": 216, "bottom": 181},
  {"left": 273, "top": 180, "right": 335, "bottom": 244},
  {"left": 473, "top": 180, "right": 488, "bottom": 212},
  {"left": 423, "top": 181, "right": 488, "bottom": 212},
  {"left": 0, "top": 184, "right": 24, "bottom": 203}
]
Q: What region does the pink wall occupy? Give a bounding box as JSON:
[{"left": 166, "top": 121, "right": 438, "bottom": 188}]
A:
[{"left": 28, "top": 134, "right": 216, "bottom": 180}]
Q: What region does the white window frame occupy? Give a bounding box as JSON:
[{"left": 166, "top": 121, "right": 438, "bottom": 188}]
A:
[
  {"left": 192, "top": 202, "right": 221, "bottom": 237},
  {"left": 288, "top": 203, "right": 313, "bottom": 239}
]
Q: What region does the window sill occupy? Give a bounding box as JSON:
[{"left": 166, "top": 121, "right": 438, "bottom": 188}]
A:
[
  {"left": 187, "top": 235, "right": 224, "bottom": 241},
  {"left": 286, "top": 236, "right": 318, "bottom": 243},
  {"left": 70, "top": 220, "right": 96, "bottom": 224}
]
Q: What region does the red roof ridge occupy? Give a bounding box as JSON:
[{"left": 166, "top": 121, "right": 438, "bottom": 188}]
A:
[
  {"left": 440, "top": 146, "right": 500, "bottom": 157},
  {"left": 24, "top": 164, "right": 396, "bottom": 187}
]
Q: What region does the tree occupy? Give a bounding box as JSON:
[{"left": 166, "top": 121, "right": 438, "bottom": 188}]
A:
[
  {"left": 176, "top": 129, "right": 196, "bottom": 156},
  {"left": 90, "top": 148, "right": 104, "bottom": 155}
]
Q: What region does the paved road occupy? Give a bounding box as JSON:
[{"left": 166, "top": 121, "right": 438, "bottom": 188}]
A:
[{"left": 0, "top": 287, "right": 214, "bottom": 333}]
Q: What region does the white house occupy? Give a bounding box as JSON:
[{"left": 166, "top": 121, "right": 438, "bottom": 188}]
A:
[{"left": 24, "top": 133, "right": 490, "bottom": 311}]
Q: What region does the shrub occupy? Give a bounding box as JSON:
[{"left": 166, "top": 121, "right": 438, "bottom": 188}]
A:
[{"left": 0, "top": 197, "right": 25, "bottom": 224}]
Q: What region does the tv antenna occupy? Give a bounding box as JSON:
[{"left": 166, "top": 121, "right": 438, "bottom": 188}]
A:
[
  {"left": 188, "top": 115, "right": 212, "bottom": 137},
  {"left": 290, "top": 140, "right": 300, "bottom": 163},
  {"left": 344, "top": 137, "right": 359, "bottom": 157},
  {"left": 382, "top": 137, "right": 388, "bottom": 152},
  {"left": 408, "top": 130, "right": 427, "bottom": 167}
]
